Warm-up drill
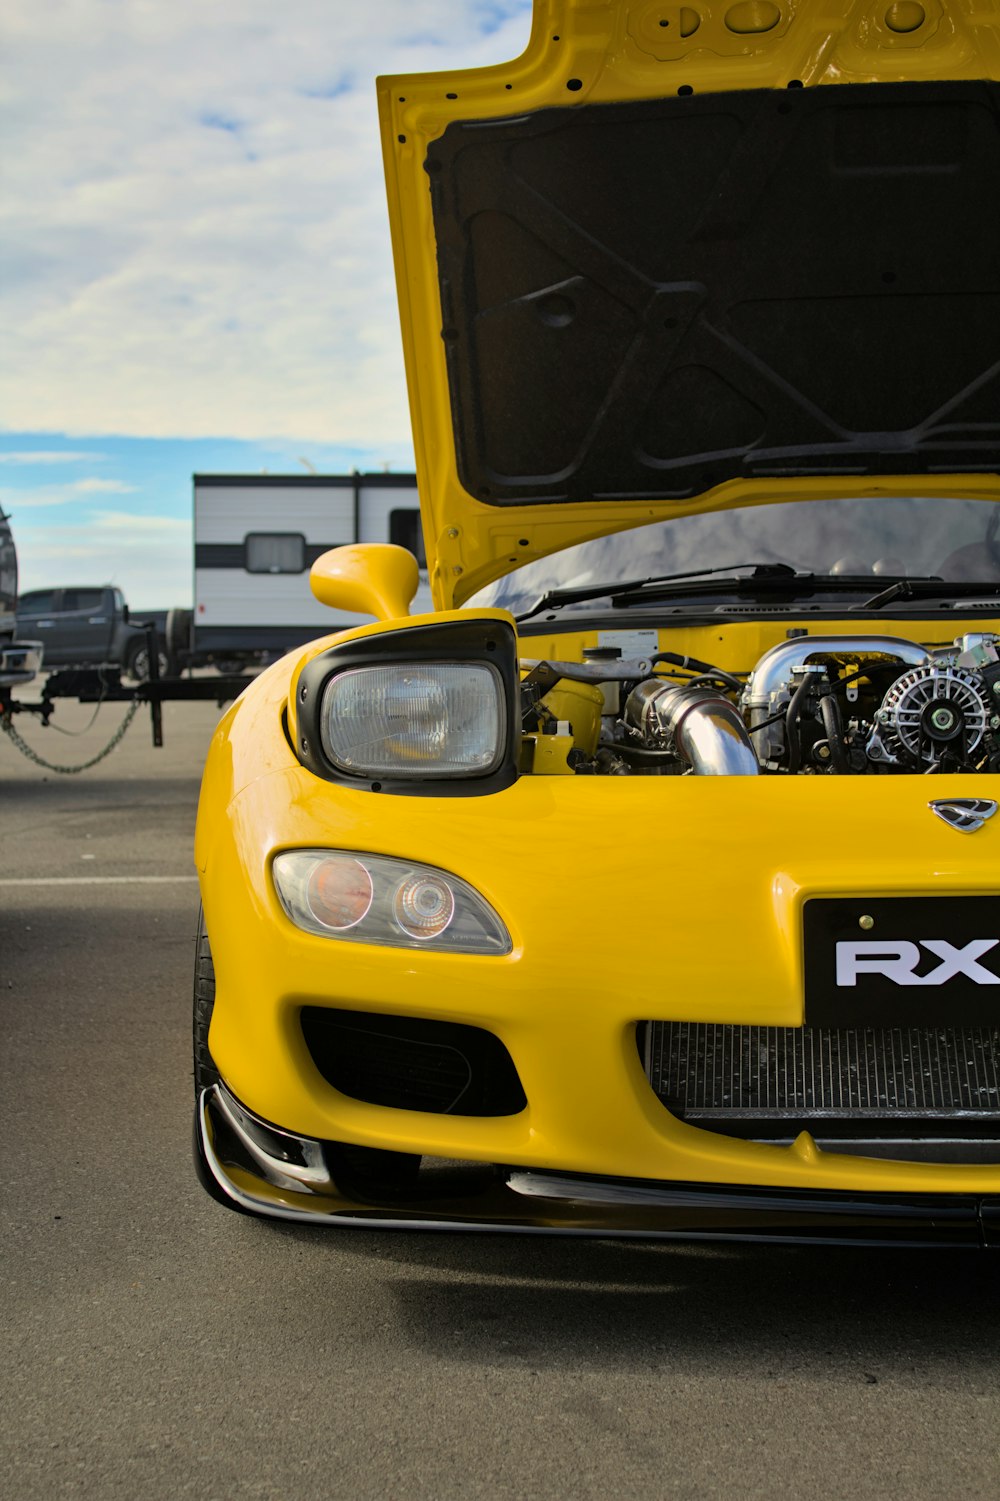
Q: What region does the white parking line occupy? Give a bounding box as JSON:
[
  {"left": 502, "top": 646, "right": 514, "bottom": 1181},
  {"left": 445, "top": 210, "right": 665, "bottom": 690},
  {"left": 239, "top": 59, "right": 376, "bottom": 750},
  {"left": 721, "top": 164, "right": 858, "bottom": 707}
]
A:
[{"left": 0, "top": 875, "right": 199, "bottom": 886}]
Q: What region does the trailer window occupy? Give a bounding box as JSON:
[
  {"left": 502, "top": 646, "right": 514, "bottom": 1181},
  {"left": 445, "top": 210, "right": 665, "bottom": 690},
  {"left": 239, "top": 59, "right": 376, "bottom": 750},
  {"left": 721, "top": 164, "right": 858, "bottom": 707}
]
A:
[
  {"left": 244, "top": 533, "right": 307, "bottom": 574},
  {"left": 388, "top": 510, "right": 426, "bottom": 570}
]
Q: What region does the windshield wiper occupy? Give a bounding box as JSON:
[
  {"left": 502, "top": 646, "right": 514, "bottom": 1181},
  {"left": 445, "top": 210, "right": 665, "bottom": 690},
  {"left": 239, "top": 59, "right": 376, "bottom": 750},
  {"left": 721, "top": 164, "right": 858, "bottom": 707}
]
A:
[
  {"left": 514, "top": 562, "right": 799, "bottom": 623},
  {"left": 517, "top": 569, "right": 1000, "bottom": 620},
  {"left": 853, "top": 577, "right": 1000, "bottom": 610},
  {"left": 612, "top": 571, "right": 997, "bottom": 611}
]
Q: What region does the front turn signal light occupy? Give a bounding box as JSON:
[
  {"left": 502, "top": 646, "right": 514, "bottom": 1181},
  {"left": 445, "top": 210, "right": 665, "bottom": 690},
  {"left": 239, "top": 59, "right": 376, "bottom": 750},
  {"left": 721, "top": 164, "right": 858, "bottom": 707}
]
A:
[{"left": 272, "top": 850, "right": 511, "bottom": 955}]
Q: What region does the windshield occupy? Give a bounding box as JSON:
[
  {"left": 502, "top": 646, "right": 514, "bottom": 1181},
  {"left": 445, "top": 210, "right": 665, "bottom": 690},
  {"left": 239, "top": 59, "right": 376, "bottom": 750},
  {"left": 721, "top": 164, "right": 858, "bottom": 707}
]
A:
[{"left": 468, "top": 496, "right": 1000, "bottom": 615}]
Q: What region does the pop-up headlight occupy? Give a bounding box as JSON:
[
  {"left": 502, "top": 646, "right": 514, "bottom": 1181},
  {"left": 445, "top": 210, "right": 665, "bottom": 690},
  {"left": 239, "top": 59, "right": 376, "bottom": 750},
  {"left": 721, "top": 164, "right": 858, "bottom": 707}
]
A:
[
  {"left": 320, "top": 663, "right": 504, "bottom": 779},
  {"left": 293, "top": 616, "right": 519, "bottom": 795}
]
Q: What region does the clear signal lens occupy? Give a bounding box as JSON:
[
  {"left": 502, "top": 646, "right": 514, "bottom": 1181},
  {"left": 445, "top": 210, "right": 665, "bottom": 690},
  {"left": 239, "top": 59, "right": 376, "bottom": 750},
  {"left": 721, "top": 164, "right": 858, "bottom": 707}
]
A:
[
  {"left": 393, "top": 874, "right": 456, "bottom": 939},
  {"left": 272, "top": 850, "right": 511, "bottom": 954},
  {"left": 305, "top": 856, "right": 373, "bottom": 931}
]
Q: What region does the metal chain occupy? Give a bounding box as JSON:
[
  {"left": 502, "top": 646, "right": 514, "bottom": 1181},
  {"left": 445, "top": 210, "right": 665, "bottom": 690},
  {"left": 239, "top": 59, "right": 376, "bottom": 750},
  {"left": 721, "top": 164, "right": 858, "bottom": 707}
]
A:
[{"left": 0, "top": 698, "right": 141, "bottom": 773}]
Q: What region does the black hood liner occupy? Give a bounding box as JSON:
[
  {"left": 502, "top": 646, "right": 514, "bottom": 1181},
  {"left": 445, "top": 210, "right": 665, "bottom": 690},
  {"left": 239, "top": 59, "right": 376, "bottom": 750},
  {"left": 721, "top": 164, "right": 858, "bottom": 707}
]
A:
[{"left": 426, "top": 81, "right": 1000, "bottom": 506}]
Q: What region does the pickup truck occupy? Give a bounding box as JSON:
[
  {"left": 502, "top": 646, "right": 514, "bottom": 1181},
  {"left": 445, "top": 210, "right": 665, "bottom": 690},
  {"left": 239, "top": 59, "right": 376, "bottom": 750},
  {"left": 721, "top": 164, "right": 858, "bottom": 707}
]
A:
[{"left": 15, "top": 586, "right": 175, "bottom": 680}]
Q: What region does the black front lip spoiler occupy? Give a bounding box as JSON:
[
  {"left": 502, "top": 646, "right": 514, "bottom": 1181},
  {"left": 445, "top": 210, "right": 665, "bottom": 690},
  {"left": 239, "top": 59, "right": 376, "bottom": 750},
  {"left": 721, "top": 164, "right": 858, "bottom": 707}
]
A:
[{"left": 196, "top": 1083, "right": 1000, "bottom": 1248}]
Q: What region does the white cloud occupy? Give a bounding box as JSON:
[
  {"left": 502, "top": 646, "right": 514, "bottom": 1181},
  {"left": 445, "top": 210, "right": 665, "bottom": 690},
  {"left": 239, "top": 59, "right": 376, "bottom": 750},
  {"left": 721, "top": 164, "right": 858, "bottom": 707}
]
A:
[
  {"left": 3, "top": 478, "right": 137, "bottom": 507},
  {"left": 0, "top": 450, "right": 107, "bottom": 465},
  {"left": 90, "top": 509, "right": 187, "bottom": 533},
  {"left": 73, "top": 478, "right": 137, "bottom": 494},
  {"left": 1, "top": 1, "right": 533, "bottom": 443}
]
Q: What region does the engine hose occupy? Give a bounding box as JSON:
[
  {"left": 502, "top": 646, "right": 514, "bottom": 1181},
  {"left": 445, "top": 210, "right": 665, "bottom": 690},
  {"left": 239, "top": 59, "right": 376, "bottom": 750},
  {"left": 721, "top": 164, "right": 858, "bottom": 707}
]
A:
[
  {"left": 785, "top": 668, "right": 822, "bottom": 774},
  {"left": 685, "top": 673, "right": 740, "bottom": 693},
  {"left": 615, "top": 742, "right": 680, "bottom": 763},
  {"left": 818, "top": 692, "right": 848, "bottom": 773},
  {"left": 652, "top": 652, "right": 744, "bottom": 695}
]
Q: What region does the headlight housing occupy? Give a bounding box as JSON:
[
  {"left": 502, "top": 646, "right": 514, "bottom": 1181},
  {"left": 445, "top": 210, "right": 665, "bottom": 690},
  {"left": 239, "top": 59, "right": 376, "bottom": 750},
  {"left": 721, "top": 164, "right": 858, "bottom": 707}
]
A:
[
  {"left": 272, "top": 850, "right": 511, "bottom": 954},
  {"left": 320, "top": 662, "right": 504, "bottom": 779},
  {"left": 293, "top": 615, "right": 519, "bottom": 795}
]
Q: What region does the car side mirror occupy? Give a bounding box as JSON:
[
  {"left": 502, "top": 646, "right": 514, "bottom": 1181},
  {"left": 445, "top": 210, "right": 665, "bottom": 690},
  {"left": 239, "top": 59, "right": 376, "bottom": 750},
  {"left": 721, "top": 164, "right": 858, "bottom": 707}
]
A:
[{"left": 310, "top": 543, "right": 419, "bottom": 622}]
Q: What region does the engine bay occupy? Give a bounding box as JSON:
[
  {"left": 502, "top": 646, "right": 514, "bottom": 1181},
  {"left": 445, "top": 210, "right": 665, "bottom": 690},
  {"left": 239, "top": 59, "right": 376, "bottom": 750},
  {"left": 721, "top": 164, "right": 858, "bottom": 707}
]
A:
[{"left": 520, "top": 632, "right": 1000, "bottom": 778}]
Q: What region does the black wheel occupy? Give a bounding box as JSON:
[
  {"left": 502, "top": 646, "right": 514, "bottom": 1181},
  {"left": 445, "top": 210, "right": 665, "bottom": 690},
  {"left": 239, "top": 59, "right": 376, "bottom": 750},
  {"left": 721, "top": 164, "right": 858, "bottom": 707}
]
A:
[
  {"left": 193, "top": 907, "right": 220, "bottom": 1095},
  {"left": 125, "top": 641, "right": 170, "bottom": 681},
  {"left": 165, "top": 607, "right": 193, "bottom": 662},
  {"left": 192, "top": 909, "right": 250, "bottom": 1212}
]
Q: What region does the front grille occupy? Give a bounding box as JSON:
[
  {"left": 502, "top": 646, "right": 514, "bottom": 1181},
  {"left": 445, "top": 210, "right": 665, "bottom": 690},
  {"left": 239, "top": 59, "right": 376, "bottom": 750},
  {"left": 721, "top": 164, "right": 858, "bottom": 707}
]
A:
[{"left": 643, "top": 1022, "right": 1000, "bottom": 1127}]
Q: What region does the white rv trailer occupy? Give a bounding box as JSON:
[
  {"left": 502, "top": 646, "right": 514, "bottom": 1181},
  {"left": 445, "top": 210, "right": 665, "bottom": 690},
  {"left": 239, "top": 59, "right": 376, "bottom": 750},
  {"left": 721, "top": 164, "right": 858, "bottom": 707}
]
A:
[{"left": 190, "top": 473, "right": 430, "bottom": 668}]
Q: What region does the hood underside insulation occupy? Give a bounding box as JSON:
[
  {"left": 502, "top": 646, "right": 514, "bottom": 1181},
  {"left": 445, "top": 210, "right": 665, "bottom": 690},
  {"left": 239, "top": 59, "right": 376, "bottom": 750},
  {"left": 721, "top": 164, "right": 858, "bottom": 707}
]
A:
[{"left": 426, "top": 80, "right": 1000, "bottom": 506}]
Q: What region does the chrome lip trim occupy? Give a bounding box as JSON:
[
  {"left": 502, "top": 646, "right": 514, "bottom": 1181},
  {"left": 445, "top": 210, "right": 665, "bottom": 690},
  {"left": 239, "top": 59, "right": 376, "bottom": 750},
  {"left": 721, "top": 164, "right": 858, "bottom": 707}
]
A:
[
  {"left": 210, "top": 1081, "right": 335, "bottom": 1193},
  {"left": 197, "top": 1084, "right": 996, "bottom": 1246},
  {"left": 928, "top": 797, "right": 998, "bottom": 833},
  {"left": 199, "top": 1084, "right": 576, "bottom": 1234},
  {"left": 200, "top": 1084, "right": 419, "bottom": 1227},
  {"left": 505, "top": 1171, "right": 965, "bottom": 1217}
]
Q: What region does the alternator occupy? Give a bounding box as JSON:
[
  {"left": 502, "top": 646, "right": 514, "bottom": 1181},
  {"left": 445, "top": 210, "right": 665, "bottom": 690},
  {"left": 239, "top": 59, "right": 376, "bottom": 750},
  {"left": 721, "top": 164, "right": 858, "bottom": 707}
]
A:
[{"left": 869, "top": 664, "right": 990, "bottom": 765}]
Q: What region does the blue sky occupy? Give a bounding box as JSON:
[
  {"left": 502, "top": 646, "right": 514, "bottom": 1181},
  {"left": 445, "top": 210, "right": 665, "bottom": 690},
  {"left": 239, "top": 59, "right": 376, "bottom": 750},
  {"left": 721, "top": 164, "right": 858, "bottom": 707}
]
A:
[{"left": 2, "top": 0, "right": 533, "bottom": 606}]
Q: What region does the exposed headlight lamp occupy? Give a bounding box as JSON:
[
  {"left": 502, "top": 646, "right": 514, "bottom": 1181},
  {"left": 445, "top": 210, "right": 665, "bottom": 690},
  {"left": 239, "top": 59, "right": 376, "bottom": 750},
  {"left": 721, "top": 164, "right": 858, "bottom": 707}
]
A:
[
  {"left": 272, "top": 850, "right": 511, "bottom": 954},
  {"left": 293, "top": 616, "right": 518, "bottom": 795},
  {"left": 320, "top": 662, "right": 504, "bottom": 778}
]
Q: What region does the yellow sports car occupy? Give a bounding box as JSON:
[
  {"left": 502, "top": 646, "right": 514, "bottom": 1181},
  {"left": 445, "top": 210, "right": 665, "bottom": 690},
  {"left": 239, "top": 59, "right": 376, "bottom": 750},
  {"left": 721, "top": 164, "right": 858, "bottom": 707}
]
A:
[{"left": 194, "top": 0, "right": 1000, "bottom": 1246}]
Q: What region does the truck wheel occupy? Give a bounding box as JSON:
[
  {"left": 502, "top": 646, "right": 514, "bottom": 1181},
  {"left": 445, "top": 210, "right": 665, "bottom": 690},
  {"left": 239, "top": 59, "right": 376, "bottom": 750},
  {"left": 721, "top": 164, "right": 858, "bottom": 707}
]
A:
[
  {"left": 165, "top": 607, "right": 193, "bottom": 662},
  {"left": 125, "top": 641, "right": 170, "bottom": 681}
]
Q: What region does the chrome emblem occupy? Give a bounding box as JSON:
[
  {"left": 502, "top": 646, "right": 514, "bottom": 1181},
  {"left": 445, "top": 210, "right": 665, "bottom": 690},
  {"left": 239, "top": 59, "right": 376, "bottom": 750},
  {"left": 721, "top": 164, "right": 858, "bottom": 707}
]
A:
[{"left": 928, "top": 798, "right": 999, "bottom": 833}]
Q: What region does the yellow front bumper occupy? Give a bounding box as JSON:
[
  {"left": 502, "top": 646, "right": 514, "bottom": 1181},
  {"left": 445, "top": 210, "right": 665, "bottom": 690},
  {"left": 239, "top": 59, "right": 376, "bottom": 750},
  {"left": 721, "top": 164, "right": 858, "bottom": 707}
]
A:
[{"left": 197, "top": 715, "right": 1000, "bottom": 1204}]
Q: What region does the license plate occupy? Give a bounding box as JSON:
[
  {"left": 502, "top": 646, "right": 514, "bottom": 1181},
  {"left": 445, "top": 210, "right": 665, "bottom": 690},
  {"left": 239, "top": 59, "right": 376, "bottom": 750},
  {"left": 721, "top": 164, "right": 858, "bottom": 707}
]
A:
[{"left": 804, "top": 896, "right": 1000, "bottom": 1027}]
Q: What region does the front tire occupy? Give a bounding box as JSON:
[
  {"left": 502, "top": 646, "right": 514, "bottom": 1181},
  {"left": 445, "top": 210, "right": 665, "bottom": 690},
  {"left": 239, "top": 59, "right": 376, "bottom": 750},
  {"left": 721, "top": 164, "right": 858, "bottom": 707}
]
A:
[
  {"left": 193, "top": 908, "right": 220, "bottom": 1095},
  {"left": 192, "top": 911, "right": 252, "bottom": 1213}
]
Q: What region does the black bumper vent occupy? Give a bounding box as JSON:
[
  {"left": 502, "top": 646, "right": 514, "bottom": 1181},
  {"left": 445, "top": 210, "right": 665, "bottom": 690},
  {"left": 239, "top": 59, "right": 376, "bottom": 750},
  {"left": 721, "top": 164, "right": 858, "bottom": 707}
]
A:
[
  {"left": 301, "top": 1007, "right": 526, "bottom": 1117},
  {"left": 643, "top": 1022, "right": 1000, "bottom": 1129}
]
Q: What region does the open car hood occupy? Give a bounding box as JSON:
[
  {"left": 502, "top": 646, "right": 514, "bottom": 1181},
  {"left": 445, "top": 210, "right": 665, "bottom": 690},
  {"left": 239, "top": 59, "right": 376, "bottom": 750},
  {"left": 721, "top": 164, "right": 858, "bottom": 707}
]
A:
[{"left": 378, "top": 0, "right": 1000, "bottom": 609}]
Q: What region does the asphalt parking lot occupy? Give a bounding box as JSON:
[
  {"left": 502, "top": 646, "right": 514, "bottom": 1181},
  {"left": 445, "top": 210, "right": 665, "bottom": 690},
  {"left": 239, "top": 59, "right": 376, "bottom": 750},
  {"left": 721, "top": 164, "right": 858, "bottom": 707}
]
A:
[{"left": 2, "top": 695, "right": 999, "bottom": 1500}]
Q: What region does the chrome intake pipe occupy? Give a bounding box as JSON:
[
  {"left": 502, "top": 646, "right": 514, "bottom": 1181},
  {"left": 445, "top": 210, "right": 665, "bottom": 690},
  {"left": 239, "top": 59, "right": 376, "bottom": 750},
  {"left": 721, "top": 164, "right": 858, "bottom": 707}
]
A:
[
  {"left": 742, "top": 634, "right": 933, "bottom": 767},
  {"left": 744, "top": 635, "right": 931, "bottom": 712},
  {"left": 624, "top": 681, "right": 760, "bottom": 776}
]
